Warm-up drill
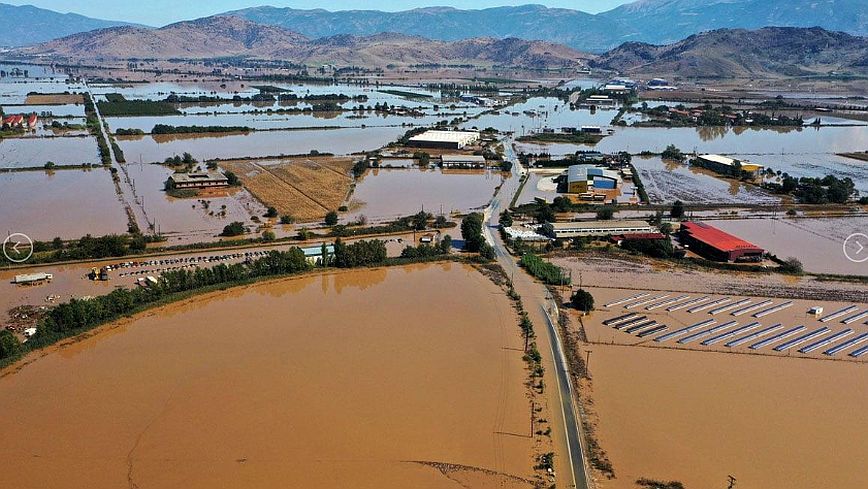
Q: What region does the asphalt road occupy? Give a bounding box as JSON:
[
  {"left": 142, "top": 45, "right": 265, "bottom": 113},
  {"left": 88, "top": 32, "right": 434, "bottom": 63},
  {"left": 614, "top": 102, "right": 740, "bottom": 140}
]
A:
[{"left": 483, "top": 139, "right": 590, "bottom": 489}]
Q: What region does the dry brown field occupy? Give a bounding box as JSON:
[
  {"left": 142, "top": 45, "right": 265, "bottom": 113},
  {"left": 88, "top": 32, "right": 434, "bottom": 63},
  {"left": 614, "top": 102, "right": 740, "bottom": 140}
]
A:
[
  {"left": 25, "top": 93, "right": 84, "bottom": 104},
  {"left": 221, "top": 156, "right": 355, "bottom": 221}
]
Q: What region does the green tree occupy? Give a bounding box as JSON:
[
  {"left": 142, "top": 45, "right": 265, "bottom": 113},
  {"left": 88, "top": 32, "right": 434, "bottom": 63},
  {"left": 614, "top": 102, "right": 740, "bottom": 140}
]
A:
[
  {"left": 571, "top": 289, "right": 595, "bottom": 313},
  {"left": 261, "top": 230, "right": 276, "bottom": 241},
  {"left": 461, "top": 212, "right": 485, "bottom": 252},
  {"left": 670, "top": 200, "right": 685, "bottom": 219},
  {"left": 412, "top": 210, "right": 430, "bottom": 230},
  {"left": 325, "top": 211, "right": 339, "bottom": 226},
  {"left": 280, "top": 215, "right": 295, "bottom": 224},
  {"left": 265, "top": 207, "right": 278, "bottom": 218},
  {"left": 499, "top": 210, "right": 513, "bottom": 228},
  {"left": 439, "top": 234, "right": 453, "bottom": 254},
  {"left": 479, "top": 242, "right": 496, "bottom": 261},
  {"left": 0, "top": 330, "right": 21, "bottom": 360},
  {"left": 537, "top": 204, "right": 556, "bottom": 223},
  {"left": 596, "top": 206, "right": 615, "bottom": 220}
]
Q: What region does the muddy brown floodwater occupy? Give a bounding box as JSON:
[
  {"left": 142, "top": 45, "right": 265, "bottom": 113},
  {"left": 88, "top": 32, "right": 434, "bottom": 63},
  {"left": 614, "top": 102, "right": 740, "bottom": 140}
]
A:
[
  {"left": 0, "top": 263, "right": 543, "bottom": 489},
  {"left": 587, "top": 345, "right": 868, "bottom": 489}
]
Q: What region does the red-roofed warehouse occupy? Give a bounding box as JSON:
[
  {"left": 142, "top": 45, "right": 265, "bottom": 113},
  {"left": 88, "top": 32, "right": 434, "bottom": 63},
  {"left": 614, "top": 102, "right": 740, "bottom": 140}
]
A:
[{"left": 679, "top": 221, "right": 764, "bottom": 262}]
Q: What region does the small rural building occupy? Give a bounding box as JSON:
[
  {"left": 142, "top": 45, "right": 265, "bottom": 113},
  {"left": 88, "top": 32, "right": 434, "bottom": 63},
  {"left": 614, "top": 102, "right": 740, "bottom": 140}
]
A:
[
  {"left": 580, "top": 126, "right": 603, "bottom": 134},
  {"left": 565, "top": 164, "right": 621, "bottom": 194},
  {"left": 695, "top": 154, "right": 764, "bottom": 179},
  {"left": 550, "top": 220, "right": 654, "bottom": 239},
  {"left": 440, "top": 154, "right": 487, "bottom": 168},
  {"left": 169, "top": 171, "right": 229, "bottom": 189},
  {"left": 603, "top": 84, "right": 629, "bottom": 95},
  {"left": 585, "top": 95, "right": 616, "bottom": 106},
  {"left": 407, "top": 130, "right": 480, "bottom": 149},
  {"left": 678, "top": 221, "right": 764, "bottom": 262}
]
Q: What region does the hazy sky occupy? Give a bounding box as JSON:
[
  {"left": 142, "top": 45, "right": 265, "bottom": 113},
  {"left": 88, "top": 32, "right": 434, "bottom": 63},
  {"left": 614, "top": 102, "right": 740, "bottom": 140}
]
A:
[{"left": 5, "top": 1, "right": 636, "bottom": 26}]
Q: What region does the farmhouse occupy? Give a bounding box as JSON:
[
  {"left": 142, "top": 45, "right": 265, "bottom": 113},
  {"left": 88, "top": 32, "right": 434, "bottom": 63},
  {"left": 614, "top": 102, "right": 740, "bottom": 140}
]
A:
[
  {"left": 169, "top": 171, "right": 229, "bottom": 189},
  {"left": 440, "top": 154, "right": 487, "bottom": 168}
]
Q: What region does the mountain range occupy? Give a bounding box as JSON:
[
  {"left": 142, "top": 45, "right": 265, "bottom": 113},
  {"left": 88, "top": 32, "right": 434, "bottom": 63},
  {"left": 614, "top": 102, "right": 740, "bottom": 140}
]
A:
[
  {"left": 2, "top": 1, "right": 868, "bottom": 52},
  {"left": 0, "top": 3, "right": 135, "bottom": 47},
  {"left": 16, "top": 16, "right": 868, "bottom": 78},
  {"left": 590, "top": 27, "right": 868, "bottom": 78},
  {"left": 18, "top": 16, "right": 589, "bottom": 70}
]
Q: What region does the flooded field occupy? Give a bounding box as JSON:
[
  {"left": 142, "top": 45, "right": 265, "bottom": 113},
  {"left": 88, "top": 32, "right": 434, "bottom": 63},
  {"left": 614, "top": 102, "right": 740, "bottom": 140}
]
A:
[
  {"left": 0, "top": 169, "right": 128, "bottom": 239},
  {"left": 463, "top": 96, "right": 617, "bottom": 133},
  {"left": 709, "top": 217, "right": 868, "bottom": 276},
  {"left": 106, "top": 111, "right": 449, "bottom": 132},
  {"left": 632, "top": 156, "right": 780, "bottom": 204},
  {"left": 116, "top": 126, "right": 408, "bottom": 162},
  {"left": 0, "top": 136, "right": 99, "bottom": 168},
  {"left": 347, "top": 168, "right": 505, "bottom": 221},
  {"left": 585, "top": 345, "right": 867, "bottom": 489},
  {"left": 515, "top": 125, "right": 868, "bottom": 190},
  {"left": 2, "top": 103, "right": 85, "bottom": 117},
  {"left": 0, "top": 264, "right": 543, "bottom": 488},
  {"left": 118, "top": 162, "right": 266, "bottom": 238}
]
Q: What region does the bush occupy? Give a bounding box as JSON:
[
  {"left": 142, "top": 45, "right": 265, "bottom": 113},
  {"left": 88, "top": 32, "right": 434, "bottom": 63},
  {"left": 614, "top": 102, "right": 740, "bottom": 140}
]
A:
[
  {"left": 221, "top": 221, "right": 246, "bottom": 237},
  {"left": 325, "top": 211, "right": 339, "bottom": 226},
  {"left": 280, "top": 215, "right": 295, "bottom": 224},
  {"left": 479, "top": 242, "right": 496, "bottom": 261},
  {"left": 520, "top": 253, "right": 570, "bottom": 285},
  {"left": 621, "top": 238, "right": 675, "bottom": 258},
  {"left": 261, "top": 230, "right": 276, "bottom": 241},
  {"left": 780, "top": 257, "right": 804, "bottom": 274},
  {"left": 596, "top": 206, "right": 615, "bottom": 220},
  {"left": 265, "top": 207, "right": 278, "bottom": 218}
]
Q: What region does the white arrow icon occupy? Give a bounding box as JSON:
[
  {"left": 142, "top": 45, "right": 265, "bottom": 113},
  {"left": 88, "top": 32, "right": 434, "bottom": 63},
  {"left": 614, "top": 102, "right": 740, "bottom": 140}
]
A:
[
  {"left": 3, "top": 232, "right": 34, "bottom": 263},
  {"left": 843, "top": 233, "right": 868, "bottom": 264}
]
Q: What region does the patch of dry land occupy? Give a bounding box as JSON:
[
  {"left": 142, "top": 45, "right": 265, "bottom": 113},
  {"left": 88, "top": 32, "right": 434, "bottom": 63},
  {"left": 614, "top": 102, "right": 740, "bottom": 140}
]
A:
[
  {"left": 549, "top": 252, "right": 868, "bottom": 488},
  {"left": 24, "top": 93, "right": 84, "bottom": 105},
  {"left": 0, "top": 263, "right": 554, "bottom": 488},
  {"left": 220, "top": 156, "right": 355, "bottom": 221}
]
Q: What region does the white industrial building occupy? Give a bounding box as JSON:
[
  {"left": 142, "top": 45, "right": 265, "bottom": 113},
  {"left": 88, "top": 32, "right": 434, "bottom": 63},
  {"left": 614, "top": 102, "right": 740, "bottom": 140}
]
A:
[
  {"left": 407, "top": 130, "right": 480, "bottom": 149},
  {"left": 549, "top": 220, "right": 654, "bottom": 239}
]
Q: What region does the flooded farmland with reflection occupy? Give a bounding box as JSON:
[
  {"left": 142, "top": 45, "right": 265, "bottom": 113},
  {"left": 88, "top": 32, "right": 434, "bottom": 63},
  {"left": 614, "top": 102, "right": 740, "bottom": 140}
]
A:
[
  {"left": 0, "top": 169, "right": 128, "bottom": 239},
  {"left": 118, "top": 162, "right": 267, "bottom": 239},
  {"left": 632, "top": 156, "right": 780, "bottom": 204},
  {"left": 516, "top": 124, "right": 868, "bottom": 193},
  {"left": 708, "top": 217, "right": 868, "bottom": 275},
  {"left": 115, "top": 126, "right": 409, "bottom": 162},
  {"left": 105, "top": 111, "right": 455, "bottom": 133},
  {"left": 464, "top": 96, "right": 618, "bottom": 133},
  {"left": 0, "top": 136, "right": 99, "bottom": 168},
  {"left": 0, "top": 264, "right": 540, "bottom": 489},
  {"left": 347, "top": 168, "right": 505, "bottom": 221}
]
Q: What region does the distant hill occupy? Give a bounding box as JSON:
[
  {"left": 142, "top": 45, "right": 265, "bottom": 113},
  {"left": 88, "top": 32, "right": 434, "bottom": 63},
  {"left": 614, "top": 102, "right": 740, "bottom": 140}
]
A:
[
  {"left": 600, "top": 0, "right": 868, "bottom": 46},
  {"left": 591, "top": 27, "right": 868, "bottom": 78},
  {"left": 0, "top": 2, "right": 137, "bottom": 47},
  {"left": 225, "top": 2, "right": 868, "bottom": 52},
  {"left": 18, "top": 16, "right": 590, "bottom": 69},
  {"left": 225, "top": 5, "right": 619, "bottom": 53},
  {"left": 4, "top": 2, "right": 868, "bottom": 53}
]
